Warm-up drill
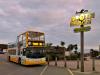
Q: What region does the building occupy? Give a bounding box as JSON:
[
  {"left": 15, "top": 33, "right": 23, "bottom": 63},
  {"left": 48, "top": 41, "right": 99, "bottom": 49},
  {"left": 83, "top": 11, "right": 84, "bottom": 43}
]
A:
[{"left": 0, "top": 44, "right": 8, "bottom": 52}]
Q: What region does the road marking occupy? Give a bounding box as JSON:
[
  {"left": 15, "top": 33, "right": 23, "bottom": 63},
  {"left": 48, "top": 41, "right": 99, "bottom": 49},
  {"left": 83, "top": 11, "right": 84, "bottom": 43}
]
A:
[
  {"left": 40, "top": 65, "right": 48, "bottom": 75},
  {"left": 68, "top": 69, "right": 74, "bottom": 75}
]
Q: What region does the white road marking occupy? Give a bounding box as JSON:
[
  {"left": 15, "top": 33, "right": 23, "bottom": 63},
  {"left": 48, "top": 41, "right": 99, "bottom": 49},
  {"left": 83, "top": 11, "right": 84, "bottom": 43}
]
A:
[
  {"left": 39, "top": 65, "right": 48, "bottom": 75},
  {"left": 68, "top": 69, "right": 74, "bottom": 75}
]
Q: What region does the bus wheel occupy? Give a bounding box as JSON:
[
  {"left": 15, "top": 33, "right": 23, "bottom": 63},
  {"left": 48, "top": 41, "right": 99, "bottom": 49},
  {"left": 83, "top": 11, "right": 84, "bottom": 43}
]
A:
[
  {"left": 8, "top": 56, "right": 11, "bottom": 62},
  {"left": 18, "top": 58, "right": 21, "bottom": 65}
]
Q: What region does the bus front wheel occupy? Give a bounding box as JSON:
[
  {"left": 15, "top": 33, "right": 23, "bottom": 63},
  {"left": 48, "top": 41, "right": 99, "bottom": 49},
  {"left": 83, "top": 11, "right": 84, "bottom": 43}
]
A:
[
  {"left": 18, "top": 58, "right": 21, "bottom": 65},
  {"left": 8, "top": 56, "right": 11, "bottom": 62}
]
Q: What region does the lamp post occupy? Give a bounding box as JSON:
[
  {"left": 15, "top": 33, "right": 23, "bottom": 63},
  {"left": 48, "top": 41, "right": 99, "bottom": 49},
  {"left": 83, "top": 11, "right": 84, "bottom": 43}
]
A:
[
  {"left": 78, "top": 9, "right": 85, "bottom": 72},
  {"left": 74, "top": 9, "right": 86, "bottom": 72}
]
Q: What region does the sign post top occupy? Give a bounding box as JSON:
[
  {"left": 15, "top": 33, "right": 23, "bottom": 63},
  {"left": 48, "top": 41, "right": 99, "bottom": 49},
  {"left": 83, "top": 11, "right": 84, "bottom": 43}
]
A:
[{"left": 70, "top": 12, "right": 95, "bottom": 27}]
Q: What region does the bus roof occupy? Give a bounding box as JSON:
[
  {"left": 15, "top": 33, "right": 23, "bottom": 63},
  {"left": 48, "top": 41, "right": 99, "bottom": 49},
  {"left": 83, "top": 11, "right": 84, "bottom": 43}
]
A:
[{"left": 18, "top": 31, "right": 44, "bottom": 37}]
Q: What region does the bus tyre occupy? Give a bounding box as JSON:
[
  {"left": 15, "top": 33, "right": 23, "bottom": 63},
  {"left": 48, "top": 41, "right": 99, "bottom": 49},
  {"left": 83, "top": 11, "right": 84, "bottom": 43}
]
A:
[
  {"left": 8, "top": 56, "right": 10, "bottom": 62},
  {"left": 18, "top": 58, "right": 21, "bottom": 65}
]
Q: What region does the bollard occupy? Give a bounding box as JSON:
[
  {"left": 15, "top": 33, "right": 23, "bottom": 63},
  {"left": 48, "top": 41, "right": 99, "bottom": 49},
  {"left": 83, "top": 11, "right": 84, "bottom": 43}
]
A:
[
  {"left": 55, "top": 57, "right": 57, "bottom": 66},
  {"left": 64, "top": 57, "right": 67, "bottom": 67},
  {"left": 92, "top": 57, "right": 95, "bottom": 71},
  {"left": 47, "top": 56, "right": 49, "bottom": 65},
  {"left": 77, "top": 59, "right": 79, "bottom": 69}
]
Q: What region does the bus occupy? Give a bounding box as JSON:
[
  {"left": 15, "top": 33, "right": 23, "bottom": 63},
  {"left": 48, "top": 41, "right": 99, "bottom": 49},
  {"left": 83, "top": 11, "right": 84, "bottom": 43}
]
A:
[{"left": 8, "top": 31, "right": 47, "bottom": 65}]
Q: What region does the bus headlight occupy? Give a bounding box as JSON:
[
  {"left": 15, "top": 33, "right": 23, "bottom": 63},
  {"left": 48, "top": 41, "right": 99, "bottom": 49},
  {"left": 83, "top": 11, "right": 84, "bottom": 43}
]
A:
[
  {"left": 28, "top": 42, "right": 31, "bottom": 45},
  {"left": 41, "top": 58, "right": 46, "bottom": 61}
]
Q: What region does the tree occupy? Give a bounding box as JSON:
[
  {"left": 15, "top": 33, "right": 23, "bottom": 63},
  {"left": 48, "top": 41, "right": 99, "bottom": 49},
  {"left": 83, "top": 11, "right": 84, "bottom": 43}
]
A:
[
  {"left": 67, "top": 44, "right": 74, "bottom": 51},
  {"left": 46, "top": 43, "right": 52, "bottom": 49},
  {"left": 45, "top": 43, "right": 53, "bottom": 61},
  {"left": 60, "top": 41, "right": 66, "bottom": 55},
  {"left": 60, "top": 41, "right": 65, "bottom": 47},
  {"left": 54, "top": 45, "right": 60, "bottom": 54},
  {"left": 60, "top": 41, "right": 66, "bottom": 67},
  {"left": 74, "top": 44, "right": 78, "bottom": 51},
  {"left": 45, "top": 43, "right": 53, "bottom": 53},
  {"left": 73, "top": 44, "right": 78, "bottom": 54},
  {"left": 55, "top": 45, "right": 59, "bottom": 50}
]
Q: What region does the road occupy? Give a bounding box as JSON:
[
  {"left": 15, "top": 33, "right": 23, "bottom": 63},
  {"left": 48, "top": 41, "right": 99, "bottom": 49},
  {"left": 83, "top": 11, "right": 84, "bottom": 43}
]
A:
[
  {"left": 0, "top": 54, "right": 71, "bottom": 75},
  {"left": 0, "top": 63, "right": 45, "bottom": 75}
]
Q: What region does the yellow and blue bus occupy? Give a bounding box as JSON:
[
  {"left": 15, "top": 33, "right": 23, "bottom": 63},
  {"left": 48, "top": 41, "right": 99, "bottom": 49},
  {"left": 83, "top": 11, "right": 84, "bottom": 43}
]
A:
[{"left": 8, "top": 31, "right": 47, "bottom": 65}]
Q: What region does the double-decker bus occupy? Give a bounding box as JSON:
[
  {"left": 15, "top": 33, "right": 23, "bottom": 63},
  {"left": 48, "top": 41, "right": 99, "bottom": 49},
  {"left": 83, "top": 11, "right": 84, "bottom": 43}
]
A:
[{"left": 8, "top": 31, "right": 47, "bottom": 65}]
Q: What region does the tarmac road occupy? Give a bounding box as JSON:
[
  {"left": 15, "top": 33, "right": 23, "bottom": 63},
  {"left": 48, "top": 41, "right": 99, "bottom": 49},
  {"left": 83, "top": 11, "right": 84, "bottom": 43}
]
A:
[
  {"left": 0, "top": 54, "right": 72, "bottom": 75},
  {"left": 0, "top": 62, "right": 46, "bottom": 75}
]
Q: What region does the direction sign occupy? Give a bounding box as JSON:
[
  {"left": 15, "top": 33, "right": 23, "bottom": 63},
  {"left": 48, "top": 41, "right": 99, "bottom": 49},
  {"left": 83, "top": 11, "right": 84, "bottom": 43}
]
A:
[
  {"left": 70, "top": 12, "right": 94, "bottom": 27},
  {"left": 74, "top": 26, "right": 91, "bottom": 33}
]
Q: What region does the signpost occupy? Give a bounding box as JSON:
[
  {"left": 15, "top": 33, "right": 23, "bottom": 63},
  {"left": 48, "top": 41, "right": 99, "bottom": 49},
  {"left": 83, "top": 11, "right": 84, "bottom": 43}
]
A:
[
  {"left": 70, "top": 9, "right": 95, "bottom": 72},
  {"left": 70, "top": 12, "right": 95, "bottom": 27},
  {"left": 74, "top": 26, "right": 91, "bottom": 33}
]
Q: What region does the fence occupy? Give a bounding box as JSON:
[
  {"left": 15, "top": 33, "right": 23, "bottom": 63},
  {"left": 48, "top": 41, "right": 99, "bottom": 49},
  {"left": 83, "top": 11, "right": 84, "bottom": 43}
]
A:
[{"left": 47, "top": 57, "right": 79, "bottom": 70}]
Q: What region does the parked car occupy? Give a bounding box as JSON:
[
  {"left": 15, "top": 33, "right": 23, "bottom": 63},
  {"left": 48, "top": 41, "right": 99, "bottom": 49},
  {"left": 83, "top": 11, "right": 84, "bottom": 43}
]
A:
[
  {"left": 0, "top": 51, "right": 4, "bottom": 54},
  {"left": 95, "top": 55, "right": 100, "bottom": 59}
]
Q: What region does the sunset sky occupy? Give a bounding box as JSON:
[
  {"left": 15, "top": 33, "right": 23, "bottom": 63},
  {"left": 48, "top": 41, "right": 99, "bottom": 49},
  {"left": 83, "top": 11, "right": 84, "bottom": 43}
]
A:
[{"left": 0, "top": 0, "right": 100, "bottom": 50}]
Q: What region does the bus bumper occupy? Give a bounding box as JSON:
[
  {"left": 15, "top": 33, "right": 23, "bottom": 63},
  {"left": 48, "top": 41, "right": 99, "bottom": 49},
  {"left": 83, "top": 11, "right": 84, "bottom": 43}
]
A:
[{"left": 23, "top": 58, "right": 47, "bottom": 65}]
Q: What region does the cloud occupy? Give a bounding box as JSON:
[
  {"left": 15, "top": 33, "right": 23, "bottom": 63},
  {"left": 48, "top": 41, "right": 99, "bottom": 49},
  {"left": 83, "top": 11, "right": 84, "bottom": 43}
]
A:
[
  {"left": 0, "top": 0, "right": 99, "bottom": 50},
  {"left": 0, "top": 39, "right": 10, "bottom": 44},
  {"left": 0, "top": 9, "right": 8, "bottom": 16}
]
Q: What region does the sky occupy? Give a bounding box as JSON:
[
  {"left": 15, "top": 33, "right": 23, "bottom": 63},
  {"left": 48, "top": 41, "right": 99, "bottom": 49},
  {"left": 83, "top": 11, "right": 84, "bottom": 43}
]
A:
[{"left": 0, "top": 0, "right": 100, "bottom": 50}]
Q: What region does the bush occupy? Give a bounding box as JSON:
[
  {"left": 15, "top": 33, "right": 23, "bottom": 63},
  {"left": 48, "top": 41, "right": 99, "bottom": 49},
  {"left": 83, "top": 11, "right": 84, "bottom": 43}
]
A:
[
  {"left": 66, "top": 54, "right": 78, "bottom": 60},
  {"left": 46, "top": 52, "right": 64, "bottom": 60}
]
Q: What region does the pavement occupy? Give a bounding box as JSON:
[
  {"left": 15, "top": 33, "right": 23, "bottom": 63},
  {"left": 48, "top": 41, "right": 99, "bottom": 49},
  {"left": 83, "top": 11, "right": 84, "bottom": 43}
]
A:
[
  {"left": 73, "top": 71, "right": 100, "bottom": 75},
  {"left": 46, "top": 58, "right": 100, "bottom": 75},
  {"left": 43, "top": 66, "right": 71, "bottom": 75}
]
